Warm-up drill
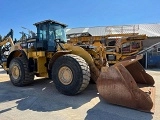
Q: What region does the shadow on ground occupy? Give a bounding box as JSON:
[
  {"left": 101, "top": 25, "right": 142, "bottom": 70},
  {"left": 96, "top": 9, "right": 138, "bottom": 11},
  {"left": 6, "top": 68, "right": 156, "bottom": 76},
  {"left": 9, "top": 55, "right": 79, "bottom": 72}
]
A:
[
  {"left": 85, "top": 97, "right": 153, "bottom": 120},
  {"left": 0, "top": 78, "right": 97, "bottom": 112},
  {"left": 0, "top": 70, "right": 7, "bottom": 74},
  {"left": 0, "top": 76, "right": 153, "bottom": 120}
]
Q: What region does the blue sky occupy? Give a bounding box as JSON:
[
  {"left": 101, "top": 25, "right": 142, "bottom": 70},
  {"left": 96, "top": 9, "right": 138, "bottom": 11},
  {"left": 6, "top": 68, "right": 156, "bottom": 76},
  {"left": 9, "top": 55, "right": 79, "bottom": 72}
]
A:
[{"left": 0, "top": 0, "right": 160, "bottom": 39}]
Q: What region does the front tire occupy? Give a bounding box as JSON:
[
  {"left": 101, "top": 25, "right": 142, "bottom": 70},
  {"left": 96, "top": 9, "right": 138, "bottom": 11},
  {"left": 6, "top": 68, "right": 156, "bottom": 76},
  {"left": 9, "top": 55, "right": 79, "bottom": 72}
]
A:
[
  {"left": 9, "top": 57, "right": 34, "bottom": 86},
  {"left": 52, "top": 54, "right": 90, "bottom": 95}
]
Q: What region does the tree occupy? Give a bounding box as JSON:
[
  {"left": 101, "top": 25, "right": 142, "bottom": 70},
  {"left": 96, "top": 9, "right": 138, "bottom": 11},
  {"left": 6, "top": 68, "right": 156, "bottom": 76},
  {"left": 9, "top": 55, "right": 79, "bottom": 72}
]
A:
[{"left": 0, "top": 35, "right": 2, "bottom": 41}]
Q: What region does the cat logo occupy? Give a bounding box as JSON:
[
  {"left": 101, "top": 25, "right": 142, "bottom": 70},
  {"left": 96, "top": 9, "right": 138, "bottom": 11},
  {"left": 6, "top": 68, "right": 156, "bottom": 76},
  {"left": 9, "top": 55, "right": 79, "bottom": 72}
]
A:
[{"left": 28, "top": 42, "right": 34, "bottom": 48}]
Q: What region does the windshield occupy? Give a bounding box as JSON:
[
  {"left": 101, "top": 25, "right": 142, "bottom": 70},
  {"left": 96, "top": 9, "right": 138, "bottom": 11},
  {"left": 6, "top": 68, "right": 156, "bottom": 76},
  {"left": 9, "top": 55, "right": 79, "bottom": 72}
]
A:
[{"left": 49, "top": 24, "right": 67, "bottom": 42}]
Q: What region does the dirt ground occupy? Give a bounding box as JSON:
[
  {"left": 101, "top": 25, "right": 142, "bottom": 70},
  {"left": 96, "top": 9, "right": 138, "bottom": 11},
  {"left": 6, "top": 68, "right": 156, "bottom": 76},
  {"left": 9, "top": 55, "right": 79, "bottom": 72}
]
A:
[{"left": 0, "top": 67, "right": 159, "bottom": 120}]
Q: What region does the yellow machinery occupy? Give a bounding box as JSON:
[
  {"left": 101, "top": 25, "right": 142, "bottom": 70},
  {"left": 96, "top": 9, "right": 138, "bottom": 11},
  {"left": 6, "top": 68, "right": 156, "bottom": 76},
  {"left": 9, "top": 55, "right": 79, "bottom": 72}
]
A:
[
  {"left": 0, "top": 20, "right": 155, "bottom": 112},
  {"left": 67, "top": 32, "right": 147, "bottom": 64},
  {"left": 0, "top": 29, "right": 14, "bottom": 66}
]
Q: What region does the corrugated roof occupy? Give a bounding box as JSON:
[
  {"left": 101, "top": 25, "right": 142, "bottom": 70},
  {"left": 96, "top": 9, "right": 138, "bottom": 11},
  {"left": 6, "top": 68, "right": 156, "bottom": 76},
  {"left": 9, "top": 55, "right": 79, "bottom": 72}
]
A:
[
  {"left": 88, "top": 26, "right": 106, "bottom": 36},
  {"left": 66, "top": 23, "right": 160, "bottom": 37},
  {"left": 66, "top": 28, "right": 86, "bottom": 34},
  {"left": 139, "top": 24, "right": 160, "bottom": 37}
]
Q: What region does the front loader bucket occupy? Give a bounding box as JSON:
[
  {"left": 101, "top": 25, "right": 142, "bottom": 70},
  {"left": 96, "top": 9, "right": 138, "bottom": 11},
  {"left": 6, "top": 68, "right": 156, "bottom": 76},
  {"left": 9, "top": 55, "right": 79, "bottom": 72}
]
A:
[{"left": 97, "top": 55, "right": 155, "bottom": 113}]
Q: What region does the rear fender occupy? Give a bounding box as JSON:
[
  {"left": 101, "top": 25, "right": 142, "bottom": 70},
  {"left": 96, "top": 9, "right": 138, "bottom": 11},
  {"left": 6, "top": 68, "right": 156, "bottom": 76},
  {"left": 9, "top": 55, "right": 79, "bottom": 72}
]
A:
[{"left": 7, "top": 50, "right": 27, "bottom": 68}]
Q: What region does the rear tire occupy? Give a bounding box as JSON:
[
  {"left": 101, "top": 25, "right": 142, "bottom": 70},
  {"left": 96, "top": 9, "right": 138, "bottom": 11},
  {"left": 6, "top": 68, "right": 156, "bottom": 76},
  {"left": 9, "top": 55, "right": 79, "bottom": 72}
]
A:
[
  {"left": 52, "top": 54, "right": 90, "bottom": 95},
  {"left": 9, "top": 57, "right": 34, "bottom": 86}
]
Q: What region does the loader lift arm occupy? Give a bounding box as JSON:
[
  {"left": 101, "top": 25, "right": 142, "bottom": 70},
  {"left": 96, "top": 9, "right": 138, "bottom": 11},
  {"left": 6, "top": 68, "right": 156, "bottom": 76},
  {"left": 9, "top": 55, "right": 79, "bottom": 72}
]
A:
[
  {"left": 0, "top": 37, "right": 14, "bottom": 47},
  {"left": 0, "top": 29, "right": 14, "bottom": 47}
]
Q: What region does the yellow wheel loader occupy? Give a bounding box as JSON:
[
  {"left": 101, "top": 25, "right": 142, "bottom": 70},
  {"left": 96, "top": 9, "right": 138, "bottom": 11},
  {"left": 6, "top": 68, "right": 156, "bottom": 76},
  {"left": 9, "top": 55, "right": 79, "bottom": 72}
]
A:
[{"left": 0, "top": 20, "right": 155, "bottom": 112}]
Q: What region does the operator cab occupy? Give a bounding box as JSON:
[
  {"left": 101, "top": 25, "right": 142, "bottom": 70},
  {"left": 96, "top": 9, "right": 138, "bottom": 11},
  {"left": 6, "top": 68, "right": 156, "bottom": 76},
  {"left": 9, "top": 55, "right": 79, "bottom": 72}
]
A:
[{"left": 34, "top": 20, "right": 67, "bottom": 51}]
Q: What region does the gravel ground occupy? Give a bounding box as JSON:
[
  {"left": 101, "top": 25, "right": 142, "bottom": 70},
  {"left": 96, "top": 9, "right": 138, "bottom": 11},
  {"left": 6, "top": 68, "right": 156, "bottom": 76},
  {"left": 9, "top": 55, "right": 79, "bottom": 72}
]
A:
[{"left": 0, "top": 67, "right": 159, "bottom": 120}]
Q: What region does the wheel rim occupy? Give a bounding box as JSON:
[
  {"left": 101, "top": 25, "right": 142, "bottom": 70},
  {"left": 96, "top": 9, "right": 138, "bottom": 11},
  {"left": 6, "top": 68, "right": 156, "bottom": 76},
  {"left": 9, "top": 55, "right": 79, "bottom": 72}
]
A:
[
  {"left": 58, "top": 66, "right": 73, "bottom": 85},
  {"left": 11, "top": 64, "right": 20, "bottom": 80}
]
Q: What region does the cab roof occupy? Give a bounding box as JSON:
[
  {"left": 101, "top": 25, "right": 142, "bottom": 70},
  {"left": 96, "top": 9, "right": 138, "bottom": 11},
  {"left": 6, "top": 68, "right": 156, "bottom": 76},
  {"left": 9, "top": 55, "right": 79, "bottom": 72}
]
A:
[{"left": 33, "top": 19, "right": 67, "bottom": 27}]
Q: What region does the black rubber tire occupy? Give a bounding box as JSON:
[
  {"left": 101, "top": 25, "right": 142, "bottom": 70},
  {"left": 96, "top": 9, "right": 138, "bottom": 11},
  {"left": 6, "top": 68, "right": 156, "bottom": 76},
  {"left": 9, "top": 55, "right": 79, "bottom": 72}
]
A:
[
  {"left": 52, "top": 54, "right": 90, "bottom": 95},
  {"left": 9, "top": 57, "right": 34, "bottom": 86}
]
